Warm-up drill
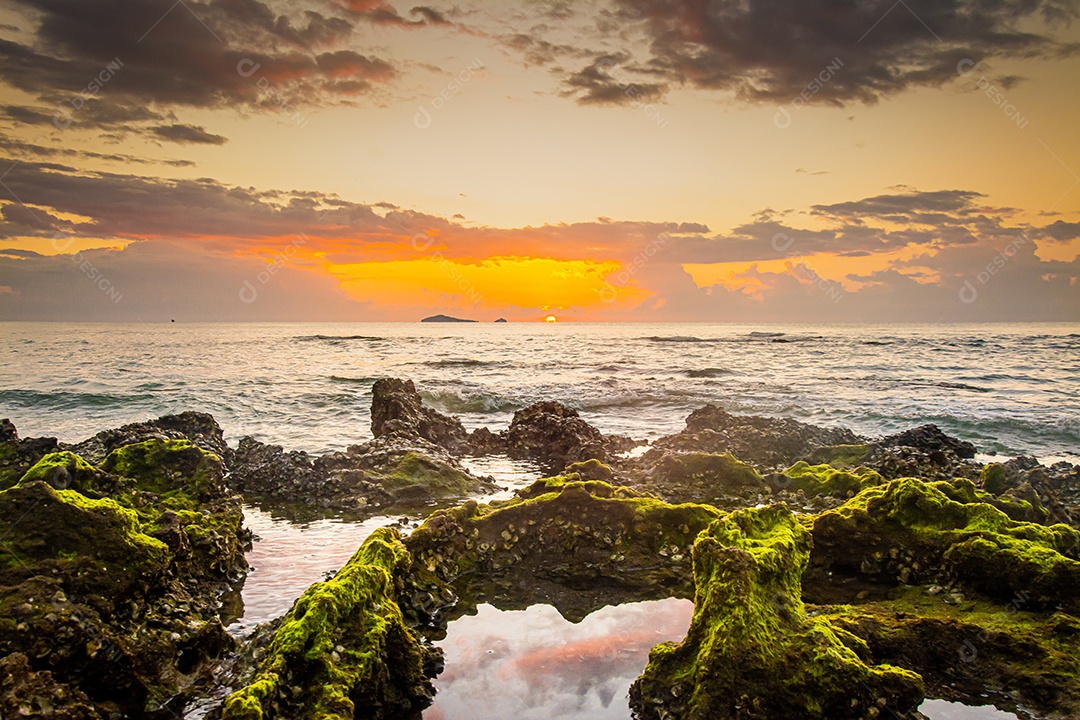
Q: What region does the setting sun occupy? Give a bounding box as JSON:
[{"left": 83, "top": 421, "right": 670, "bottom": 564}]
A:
[{"left": 545, "top": 315, "right": 557, "bottom": 323}]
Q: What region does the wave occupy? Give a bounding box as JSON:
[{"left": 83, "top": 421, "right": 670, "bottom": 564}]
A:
[
  {"left": 645, "top": 335, "right": 714, "bottom": 343},
  {"left": 748, "top": 331, "right": 785, "bottom": 338},
  {"left": 328, "top": 375, "right": 381, "bottom": 385},
  {"left": 686, "top": 368, "right": 731, "bottom": 378},
  {"left": 421, "top": 390, "right": 521, "bottom": 414},
  {"left": 293, "top": 334, "right": 384, "bottom": 342},
  {"left": 0, "top": 388, "right": 156, "bottom": 409},
  {"left": 420, "top": 358, "right": 506, "bottom": 369},
  {"left": 934, "top": 381, "right": 990, "bottom": 393}
]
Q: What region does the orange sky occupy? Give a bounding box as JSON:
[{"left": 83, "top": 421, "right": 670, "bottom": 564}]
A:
[{"left": 0, "top": 0, "right": 1078, "bottom": 321}]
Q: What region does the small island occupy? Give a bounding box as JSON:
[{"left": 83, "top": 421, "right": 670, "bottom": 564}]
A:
[{"left": 420, "top": 314, "right": 477, "bottom": 323}]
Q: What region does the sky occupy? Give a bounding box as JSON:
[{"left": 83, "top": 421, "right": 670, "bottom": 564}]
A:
[{"left": 0, "top": 0, "right": 1078, "bottom": 322}]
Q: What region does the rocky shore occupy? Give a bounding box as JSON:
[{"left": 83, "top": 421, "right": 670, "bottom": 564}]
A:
[{"left": 1, "top": 378, "right": 1078, "bottom": 719}]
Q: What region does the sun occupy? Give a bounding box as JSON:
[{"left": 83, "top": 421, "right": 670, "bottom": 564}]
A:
[{"left": 545, "top": 315, "right": 557, "bottom": 323}]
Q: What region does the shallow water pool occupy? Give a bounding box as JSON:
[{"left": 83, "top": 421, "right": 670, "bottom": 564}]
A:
[{"left": 424, "top": 598, "right": 694, "bottom": 720}]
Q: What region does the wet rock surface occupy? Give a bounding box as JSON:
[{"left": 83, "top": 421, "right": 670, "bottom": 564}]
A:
[
  {"left": 67, "top": 411, "right": 230, "bottom": 465},
  {"left": 0, "top": 430, "right": 249, "bottom": 719},
  {"left": 228, "top": 434, "right": 496, "bottom": 514},
  {"left": 219, "top": 529, "right": 437, "bottom": 720},
  {"left": 3, "top": 380, "right": 1079, "bottom": 720},
  {"left": 631, "top": 505, "right": 923, "bottom": 720},
  {"left": 646, "top": 404, "right": 863, "bottom": 471},
  {"left": 370, "top": 378, "right": 467, "bottom": 452}
]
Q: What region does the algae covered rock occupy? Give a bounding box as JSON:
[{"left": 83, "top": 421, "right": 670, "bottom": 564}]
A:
[
  {"left": 0, "top": 419, "right": 59, "bottom": 490},
  {"left": 650, "top": 405, "right": 863, "bottom": 470},
  {"left": 630, "top": 505, "right": 922, "bottom": 720},
  {"left": 638, "top": 451, "right": 763, "bottom": 507},
  {"left": 782, "top": 461, "right": 883, "bottom": 499},
  {"left": 220, "top": 528, "right": 437, "bottom": 720},
  {"left": 820, "top": 592, "right": 1080, "bottom": 719},
  {"left": 0, "top": 440, "right": 248, "bottom": 718},
  {"left": 808, "top": 476, "right": 1080, "bottom": 610},
  {"left": 68, "top": 411, "right": 229, "bottom": 465},
  {"left": 230, "top": 434, "right": 494, "bottom": 514},
  {"left": 405, "top": 477, "right": 720, "bottom": 621}
]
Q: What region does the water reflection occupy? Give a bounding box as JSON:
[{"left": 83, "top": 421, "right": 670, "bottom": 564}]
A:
[
  {"left": 226, "top": 505, "right": 413, "bottom": 633},
  {"left": 919, "top": 698, "right": 1022, "bottom": 719},
  {"left": 425, "top": 598, "right": 694, "bottom": 720}
]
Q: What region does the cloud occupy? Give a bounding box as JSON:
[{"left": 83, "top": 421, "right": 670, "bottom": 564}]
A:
[
  {"left": 0, "top": 159, "right": 1075, "bottom": 320},
  {"left": 514, "top": 0, "right": 1080, "bottom": 106},
  {"left": 0, "top": 240, "right": 368, "bottom": 321},
  {"left": 149, "top": 123, "right": 228, "bottom": 145},
  {"left": 561, "top": 54, "right": 668, "bottom": 106},
  {"left": 0, "top": 0, "right": 398, "bottom": 112}
]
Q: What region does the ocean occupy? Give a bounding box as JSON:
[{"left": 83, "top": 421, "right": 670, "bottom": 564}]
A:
[{"left": 2, "top": 321, "right": 1078, "bottom": 463}]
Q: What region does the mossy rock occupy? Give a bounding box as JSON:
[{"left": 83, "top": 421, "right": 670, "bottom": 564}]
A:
[
  {"left": 405, "top": 479, "right": 720, "bottom": 621},
  {"left": 17, "top": 451, "right": 121, "bottom": 497},
  {"left": 564, "top": 458, "right": 615, "bottom": 482},
  {"left": 100, "top": 439, "right": 225, "bottom": 503},
  {"left": 819, "top": 589, "right": 1080, "bottom": 717},
  {"left": 0, "top": 480, "right": 169, "bottom": 599},
  {"left": 806, "top": 443, "right": 872, "bottom": 469},
  {"left": 810, "top": 477, "right": 1080, "bottom": 611},
  {"left": 220, "top": 528, "right": 434, "bottom": 720},
  {"left": 783, "top": 461, "right": 883, "bottom": 498},
  {"left": 373, "top": 450, "right": 482, "bottom": 501},
  {"left": 630, "top": 505, "right": 922, "bottom": 719}
]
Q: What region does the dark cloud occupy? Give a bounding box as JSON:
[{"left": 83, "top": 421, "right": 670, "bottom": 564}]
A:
[
  {"left": 0, "top": 134, "right": 195, "bottom": 167},
  {"left": 530, "top": 0, "right": 1080, "bottom": 105},
  {"left": 0, "top": 0, "right": 398, "bottom": 112},
  {"left": 615, "top": 0, "right": 1080, "bottom": 103},
  {"left": 1034, "top": 220, "right": 1080, "bottom": 242},
  {"left": 561, "top": 54, "right": 668, "bottom": 106},
  {"left": 149, "top": 124, "right": 228, "bottom": 145}
]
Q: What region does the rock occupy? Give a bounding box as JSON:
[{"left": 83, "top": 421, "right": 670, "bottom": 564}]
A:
[
  {"left": 404, "top": 476, "right": 719, "bottom": 622},
  {"left": 981, "top": 458, "right": 1079, "bottom": 528},
  {"left": 229, "top": 434, "right": 494, "bottom": 513},
  {"left": 220, "top": 529, "right": 438, "bottom": 720},
  {"left": 822, "top": 598, "right": 1080, "bottom": 719},
  {"left": 876, "top": 424, "right": 977, "bottom": 459},
  {"left": 629, "top": 505, "right": 923, "bottom": 719},
  {"left": 0, "top": 439, "right": 248, "bottom": 717},
  {"left": 0, "top": 652, "right": 103, "bottom": 720},
  {"left": 67, "top": 412, "right": 229, "bottom": 465},
  {"left": 370, "top": 378, "right": 467, "bottom": 451},
  {"left": 649, "top": 405, "right": 863, "bottom": 471},
  {"left": 501, "top": 401, "right": 608, "bottom": 472},
  {"left": 0, "top": 419, "right": 60, "bottom": 490},
  {"left": 635, "top": 452, "right": 763, "bottom": 507},
  {"left": 806, "top": 476, "right": 1080, "bottom": 612}
]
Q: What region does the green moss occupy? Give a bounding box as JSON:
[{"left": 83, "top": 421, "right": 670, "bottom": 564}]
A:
[
  {"left": 806, "top": 444, "right": 872, "bottom": 469},
  {"left": 981, "top": 463, "right": 1008, "bottom": 495},
  {"left": 0, "top": 480, "right": 169, "bottom": 597},
  {"left": 376, "top": 451, "right": 478, "bottom": 498},
  {"left": 17, "top": 451, "right": 116, "bottom": 496},
  {"left": 784, "top": 461, "right": 883, "bottom": 498},
  {"left": 630, "top": 505, "right": 922, "bottom": 719},
  {"left": 810, "top": 477, "right": 1080, "bottom": 611},
  {"left": 817, "top": 589, "right": 1080, "bottom": 717},
  {"left": 221, "top": 528, "right": 432, "bottom": 720},
  {"left": 100, "top": 439, "right": 223, "bottom": 503},
  {"left": 564, "top": 458, "right": 615, "bottom": 482}
]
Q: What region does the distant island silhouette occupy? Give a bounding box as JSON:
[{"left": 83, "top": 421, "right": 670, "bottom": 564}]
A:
[{"left": 420, "top": 314, "right": 477, "bottom": 323}]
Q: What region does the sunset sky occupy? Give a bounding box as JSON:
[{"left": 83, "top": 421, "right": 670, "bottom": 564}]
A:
[{"left": 1, "top": 0, "right": 1078, "bottom": 321}]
